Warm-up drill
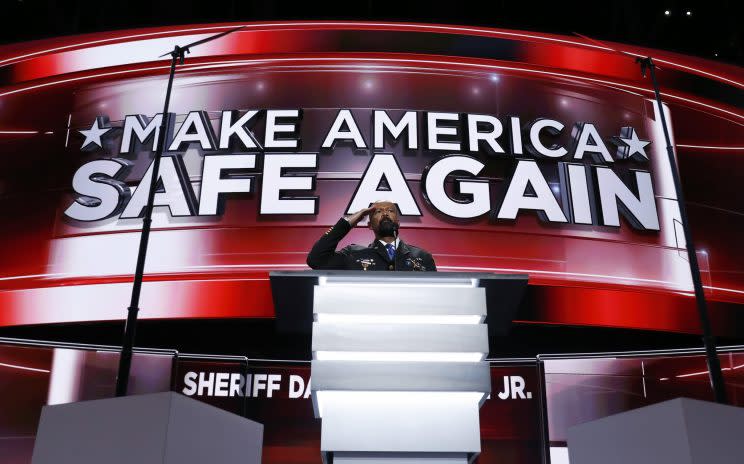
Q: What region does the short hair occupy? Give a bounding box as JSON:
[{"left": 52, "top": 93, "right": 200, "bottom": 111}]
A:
[{"left": 370, "top": 200, "right": 398, "bottom": 211}]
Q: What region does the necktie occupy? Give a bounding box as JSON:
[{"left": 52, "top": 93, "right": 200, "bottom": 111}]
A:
[{"left": 385, "top": 243, "right": 396, "bottom": 261}]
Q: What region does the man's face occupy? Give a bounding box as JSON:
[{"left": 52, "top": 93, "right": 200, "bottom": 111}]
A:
[{"left": 369, "top": 202, "right": 400, "bottom": 237}]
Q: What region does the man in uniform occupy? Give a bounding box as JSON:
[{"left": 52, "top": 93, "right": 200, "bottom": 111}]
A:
[{"left": 307, "top": 201, "right": 436, "bottom": 271}]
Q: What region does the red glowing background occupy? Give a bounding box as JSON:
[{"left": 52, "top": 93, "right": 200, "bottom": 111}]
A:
[{"left": 0, "top": 22, "right": 742, "bottom": 334}]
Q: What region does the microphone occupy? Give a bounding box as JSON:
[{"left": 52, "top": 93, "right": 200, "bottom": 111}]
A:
[{"left": 392, "top": 223, "right": 399, "bottom": 271}]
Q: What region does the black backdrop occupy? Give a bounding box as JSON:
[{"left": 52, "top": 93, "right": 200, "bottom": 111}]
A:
[{"left": 1, "top": 0, "right": 742, "bottom": 65}]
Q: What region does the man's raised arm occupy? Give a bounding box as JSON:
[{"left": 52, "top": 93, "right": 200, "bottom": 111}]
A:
[{"left": 306, "top": 207, "right": 374, "bottom": 269}]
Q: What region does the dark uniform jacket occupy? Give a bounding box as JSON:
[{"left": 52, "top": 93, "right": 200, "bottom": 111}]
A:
[{"left": 307, "top": 218, "right": 437, "bottom": 271}]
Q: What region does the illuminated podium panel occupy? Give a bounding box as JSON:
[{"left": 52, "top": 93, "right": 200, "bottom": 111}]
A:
[{"left": 270, "top": 271, "right": 528, "bottom": 464}]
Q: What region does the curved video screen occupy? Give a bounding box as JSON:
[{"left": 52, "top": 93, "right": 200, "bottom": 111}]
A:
[{"left": 0, "top": 23, "right": 742, "bottom": 334}]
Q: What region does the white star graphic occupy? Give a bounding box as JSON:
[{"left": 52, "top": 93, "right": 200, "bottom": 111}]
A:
[
  {"left": 612, "top": 127, "right": 650, "bottom": 161},
  {"left": 79, "top": 117, "right": 111, "bottom": 150}
]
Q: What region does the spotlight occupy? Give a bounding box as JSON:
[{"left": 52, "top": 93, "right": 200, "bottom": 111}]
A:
[
  {"left": 664, "top": 10, "right": 671, "bottom": 16},
  {"left": 686, "top": 10, "right": 692, "bottom": 16}
]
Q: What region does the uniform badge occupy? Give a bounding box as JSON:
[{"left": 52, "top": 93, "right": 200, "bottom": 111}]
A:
[
  {"left": 405, "top": 257, "right": 426, "bottom": 271},
  {"left": 356, "top": 258, "right": 375, "bottom": 271}
]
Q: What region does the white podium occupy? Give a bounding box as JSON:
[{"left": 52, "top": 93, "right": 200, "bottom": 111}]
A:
[{"left": 270, "top": 272, "right": 527, "bottom": 464}]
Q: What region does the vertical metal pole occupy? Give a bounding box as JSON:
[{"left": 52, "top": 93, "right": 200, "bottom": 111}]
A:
[
  {"left": 112, "top": 27, "right": 244, "bottom": 397},
  {"left": 115, "top": 52, "right": 178, "bottom": 397},
  {"left": 643, "top": 57, "right": 728, "bottom": 404}
]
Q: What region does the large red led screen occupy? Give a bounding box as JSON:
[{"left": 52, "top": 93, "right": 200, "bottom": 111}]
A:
[{"left": 0, "top": 22, "right": 742, "bottom": 333}]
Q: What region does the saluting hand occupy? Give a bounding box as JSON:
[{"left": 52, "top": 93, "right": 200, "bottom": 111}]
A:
[{"left": 345, "top": 206, "right": 375, "bottom": 226}]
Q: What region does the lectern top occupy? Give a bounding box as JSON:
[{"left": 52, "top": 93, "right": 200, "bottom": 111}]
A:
[{"left": 270, "top": 271, "right": 528, "bottom": 336}]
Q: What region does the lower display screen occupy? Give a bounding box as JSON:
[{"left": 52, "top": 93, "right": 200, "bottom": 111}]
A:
[
  {"left": 173, "top": 358, "right": 543, "bottom": 463},
  {"left": 1, "top": 339, "right": 742, "bottom": 464},
  {"left": 542, "top": 351, "right": 744, "bottom": 461}
]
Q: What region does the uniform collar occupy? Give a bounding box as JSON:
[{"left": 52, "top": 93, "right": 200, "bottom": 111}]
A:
[
  {"left": 371, "top": 237, "right": 410, "bottom": 262},
  {"left": 377, "top": 237, "right": 400, "bottom": 249}
]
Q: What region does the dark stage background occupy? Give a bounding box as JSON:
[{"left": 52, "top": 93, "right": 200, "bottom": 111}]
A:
[{"left": 2, "top": 0, "right": 743, "bottom": 65}]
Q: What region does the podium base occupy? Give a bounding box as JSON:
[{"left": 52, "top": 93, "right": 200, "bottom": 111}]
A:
[
  {"left": 31, "top": 392, "right": 263, "bottom": 464},
  {"left": 567, "top": 397, "right": 744, "bottom": 464}
]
